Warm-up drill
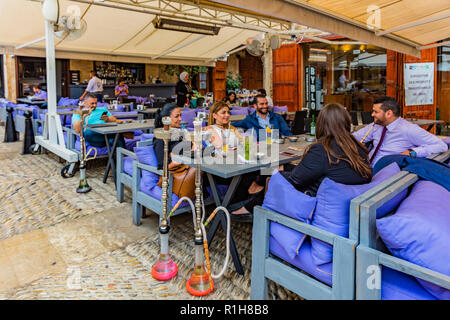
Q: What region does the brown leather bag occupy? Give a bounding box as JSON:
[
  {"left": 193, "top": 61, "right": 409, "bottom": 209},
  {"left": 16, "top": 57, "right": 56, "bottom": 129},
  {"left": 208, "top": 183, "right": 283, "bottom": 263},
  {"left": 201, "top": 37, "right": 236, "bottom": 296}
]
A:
[
  {"left": 123, "top": 132, "right": 134, "bottom": 140},
  {"left": 157, "top": 164, "right": 196, "bottom": 200}
]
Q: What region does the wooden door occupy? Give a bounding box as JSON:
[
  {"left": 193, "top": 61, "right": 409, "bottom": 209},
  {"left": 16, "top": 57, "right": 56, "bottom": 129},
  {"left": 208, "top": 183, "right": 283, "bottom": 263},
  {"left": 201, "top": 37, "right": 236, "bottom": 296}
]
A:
[
  {"left": 272, "top": 44, "right": 303, "bottom": 111},
  {"left": 239, "top": 52, "right": 263, "bottom": 90},
  {"left": 212, "top": 60, "right": 226, "bottom": 101}
]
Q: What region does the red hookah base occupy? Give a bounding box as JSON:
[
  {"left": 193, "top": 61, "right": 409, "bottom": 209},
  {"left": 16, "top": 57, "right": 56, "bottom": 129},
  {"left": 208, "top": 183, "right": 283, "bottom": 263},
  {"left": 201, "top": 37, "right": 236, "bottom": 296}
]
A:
[{"left": 152, "top": 261, "right": 178, "bottom": 281}]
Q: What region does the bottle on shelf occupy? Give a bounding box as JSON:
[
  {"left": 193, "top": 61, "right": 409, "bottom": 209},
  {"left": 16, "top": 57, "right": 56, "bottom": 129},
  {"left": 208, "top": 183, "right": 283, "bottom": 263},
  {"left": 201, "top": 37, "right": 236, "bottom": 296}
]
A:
[{"left": 310, "top": 114, "right": 316, "bottom": 136}]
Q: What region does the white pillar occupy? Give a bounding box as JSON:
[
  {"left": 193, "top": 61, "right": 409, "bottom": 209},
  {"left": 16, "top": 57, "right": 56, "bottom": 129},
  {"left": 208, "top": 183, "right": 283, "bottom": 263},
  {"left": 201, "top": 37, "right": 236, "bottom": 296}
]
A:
[
  {"left": 45, "top": 20, "right": 57, "bottom": 116},
  {"left": 263, "top": 33, "right": 273, "bottom": 98}
]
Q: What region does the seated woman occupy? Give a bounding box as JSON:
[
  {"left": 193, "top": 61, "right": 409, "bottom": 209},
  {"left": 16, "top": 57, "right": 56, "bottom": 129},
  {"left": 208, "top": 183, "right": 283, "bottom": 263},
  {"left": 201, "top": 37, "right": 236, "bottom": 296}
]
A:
[
  {"left": 203, "top": 101, "right": 264, "bottom": 203},
  {"left": 223, "top": 91, "right": 238, "bottom": 106},
  {"left": 205, "top": 101, "right": 241, "bottom": 151},
  {"left": 232, "top": 103, "right": 373, "bottom": 218},
  {"left": 153, "top": 103, "right": 191, "bottom": 170},
  {"left": 115, "top": 78, "right": 129, "bottom": 103}
]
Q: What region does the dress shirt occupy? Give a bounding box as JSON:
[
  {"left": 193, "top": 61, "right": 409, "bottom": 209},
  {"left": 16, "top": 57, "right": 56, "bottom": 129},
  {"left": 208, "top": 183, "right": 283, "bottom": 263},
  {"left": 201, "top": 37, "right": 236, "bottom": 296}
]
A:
[
  {"left": 34, "top": 90, "right": 47, "bottom": 100},
  {"left": 86, "top": 76, "right": 103, "bottom": 93},
  {"left": 256, "top": 112, "right": 271, "bottom": 129},
  {"left": 353, "top": 117, "right": 447, "bottom": 166}
]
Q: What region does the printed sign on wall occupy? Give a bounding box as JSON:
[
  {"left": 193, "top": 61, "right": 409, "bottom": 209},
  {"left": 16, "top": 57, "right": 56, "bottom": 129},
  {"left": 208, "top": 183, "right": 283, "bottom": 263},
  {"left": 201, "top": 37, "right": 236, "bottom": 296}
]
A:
[
  {"left": 305, "top": 66, "right": 317, "bottom": 110},
  {"left": 404, "top": 63, "right": 434, "bottom": 106}
]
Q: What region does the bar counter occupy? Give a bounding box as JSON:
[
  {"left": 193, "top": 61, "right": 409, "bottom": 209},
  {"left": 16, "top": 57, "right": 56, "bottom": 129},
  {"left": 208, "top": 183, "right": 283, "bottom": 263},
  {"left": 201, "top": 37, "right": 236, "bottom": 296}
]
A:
[{"left": 69, "top": 83, "right": 176, "bottom": 99}]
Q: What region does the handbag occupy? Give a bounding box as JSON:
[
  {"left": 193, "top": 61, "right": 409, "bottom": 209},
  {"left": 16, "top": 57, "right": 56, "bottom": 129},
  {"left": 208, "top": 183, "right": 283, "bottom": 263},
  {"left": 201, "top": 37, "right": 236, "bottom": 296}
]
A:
[
  {"left": 123, "top": 131, "right": 134, "bottom": 139},
  {"left": 157, "top": 164, "right": 197, "bottom": 200}
]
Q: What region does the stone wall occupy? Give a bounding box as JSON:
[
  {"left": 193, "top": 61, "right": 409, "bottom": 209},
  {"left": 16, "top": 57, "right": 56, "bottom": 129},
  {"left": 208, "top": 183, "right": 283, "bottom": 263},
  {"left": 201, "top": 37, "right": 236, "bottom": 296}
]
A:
[{"left": 3, "top": 55, "right": 17, "bottom": 101}]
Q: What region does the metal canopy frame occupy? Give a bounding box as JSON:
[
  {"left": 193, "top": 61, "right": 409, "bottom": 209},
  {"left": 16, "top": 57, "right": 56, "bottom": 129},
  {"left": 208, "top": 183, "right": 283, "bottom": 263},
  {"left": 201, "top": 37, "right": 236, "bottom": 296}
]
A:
[{"left": 64, "top": 0, "right": 292, "bottom": 31}]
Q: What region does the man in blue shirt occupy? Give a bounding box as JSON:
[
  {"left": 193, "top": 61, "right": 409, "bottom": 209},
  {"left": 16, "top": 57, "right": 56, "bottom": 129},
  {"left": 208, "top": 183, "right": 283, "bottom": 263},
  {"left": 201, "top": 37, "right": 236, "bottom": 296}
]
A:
[
  {"left": 233, "top": 94, "right": 292, "bottom": 140},
  {"left": 72, "top": 93, "right": 122, "bottom": 148}
]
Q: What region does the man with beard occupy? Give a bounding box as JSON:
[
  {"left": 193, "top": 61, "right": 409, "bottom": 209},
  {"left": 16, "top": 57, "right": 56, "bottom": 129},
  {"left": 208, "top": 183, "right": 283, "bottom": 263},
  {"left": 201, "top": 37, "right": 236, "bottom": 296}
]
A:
[
  {"left": 233, "top": 94, "right": 292, "bottom": 141},
  {"left": 353, "top": 96, "right": 446, "bottom": 167}
]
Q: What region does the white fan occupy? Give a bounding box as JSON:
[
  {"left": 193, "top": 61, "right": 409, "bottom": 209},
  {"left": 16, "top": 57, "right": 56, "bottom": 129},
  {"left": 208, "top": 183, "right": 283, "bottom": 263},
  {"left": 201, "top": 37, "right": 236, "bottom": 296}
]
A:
[
  {"left": 54, "top": 15, "right": 87, "bottom": 41},
  {"left": 42, "top": 0, "right": 87, "bottom": 41},
  {"left": 246, "top": 39, "right": 264, "bottom": 57}
]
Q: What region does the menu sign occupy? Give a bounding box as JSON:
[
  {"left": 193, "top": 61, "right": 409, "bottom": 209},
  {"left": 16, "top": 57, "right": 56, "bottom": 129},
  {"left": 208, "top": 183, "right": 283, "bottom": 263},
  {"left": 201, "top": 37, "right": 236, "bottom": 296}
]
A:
[
  {"left": 404, "top": 63, "right": 434, "bottom": 106},
  {"left": 305, "top": 66, "right": 317, "bottom": 110}
]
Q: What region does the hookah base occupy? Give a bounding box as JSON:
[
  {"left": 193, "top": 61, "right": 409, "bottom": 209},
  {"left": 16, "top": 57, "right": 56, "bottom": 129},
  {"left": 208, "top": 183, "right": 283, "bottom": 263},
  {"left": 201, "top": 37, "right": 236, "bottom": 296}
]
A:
[
  {"left": 76, "top": 179, "right": 92, "bottom": 193},
  {"left": 152, "top": 260, "right": 178, "bottom": 281},
  {"left": 186, "top": 267, "right": 214, "bottom": 296},
  {"left": 76, "top": 184, "right": 92, "bottom": 193}
]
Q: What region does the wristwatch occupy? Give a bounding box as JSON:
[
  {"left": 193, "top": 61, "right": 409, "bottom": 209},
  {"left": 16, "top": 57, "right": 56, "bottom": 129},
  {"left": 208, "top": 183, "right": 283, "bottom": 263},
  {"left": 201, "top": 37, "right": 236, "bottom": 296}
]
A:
[{"left": 408, "top": 149, "right": 417, "bottom": 157}]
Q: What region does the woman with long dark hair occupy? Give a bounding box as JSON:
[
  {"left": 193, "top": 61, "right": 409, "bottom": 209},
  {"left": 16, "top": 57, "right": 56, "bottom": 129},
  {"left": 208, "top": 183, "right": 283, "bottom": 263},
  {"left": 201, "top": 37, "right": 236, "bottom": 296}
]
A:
[
  {"left": 224, "top": 91, "right": 237, "bottom": 105},
  {"left": 153, "top": 103, "right": 190, "bottom": 170},
  {"left": 232, "top": 103, "right": 372, "bottom": 218}
]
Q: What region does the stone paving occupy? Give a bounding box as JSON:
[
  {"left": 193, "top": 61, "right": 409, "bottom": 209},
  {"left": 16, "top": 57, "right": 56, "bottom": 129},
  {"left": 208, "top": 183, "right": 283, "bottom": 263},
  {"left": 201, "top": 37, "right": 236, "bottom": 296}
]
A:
[{"left": 0, "top": 129, "right": 300, "bottom": 300}]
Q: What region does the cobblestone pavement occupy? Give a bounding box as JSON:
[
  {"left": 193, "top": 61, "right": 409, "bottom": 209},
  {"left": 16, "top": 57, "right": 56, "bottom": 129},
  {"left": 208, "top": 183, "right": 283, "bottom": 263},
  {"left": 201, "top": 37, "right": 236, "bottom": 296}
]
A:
[{"left": 0, "top": 129, "right": 300, "bottom": 300}]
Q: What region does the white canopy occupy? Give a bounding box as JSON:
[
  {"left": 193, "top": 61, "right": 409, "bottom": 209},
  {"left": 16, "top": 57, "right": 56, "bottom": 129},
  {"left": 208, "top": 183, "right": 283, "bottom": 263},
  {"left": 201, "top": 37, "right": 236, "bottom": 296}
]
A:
[{"left": 0, "top": 0, "right": 272, "bottom": 65}]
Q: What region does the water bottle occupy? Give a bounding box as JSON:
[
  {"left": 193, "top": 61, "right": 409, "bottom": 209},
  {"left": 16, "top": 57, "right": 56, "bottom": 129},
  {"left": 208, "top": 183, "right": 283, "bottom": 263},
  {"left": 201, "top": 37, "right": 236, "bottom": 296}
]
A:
[{"left": 310, "top": 115, "right": 316, "bottom": 136}]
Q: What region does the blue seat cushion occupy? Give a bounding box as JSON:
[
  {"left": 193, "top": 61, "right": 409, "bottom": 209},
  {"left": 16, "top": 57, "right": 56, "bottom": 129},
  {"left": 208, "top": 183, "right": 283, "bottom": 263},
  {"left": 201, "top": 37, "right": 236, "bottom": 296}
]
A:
[
  {"left": 263, "top": 170, "right": 316, "bottom": 258},
  {"left": 381, "top": 267, "right": 437, "bottom": 300},
  {"left": 139, "top": 182, "right": 188, "bottom": 209},
  {"left": 270, "top": 237, "right": 333, "bottom": 286},
  {"left": 311, "top": 163, "right": 407, "bottom": 265},
  {"left": 123, "top": 156, "right": 134, "bottom": 176},
  {"left": 270, "top": 237, "right": 439, "bottom": 299},
  {"left": 377, "top": 180, "right": 450, "bottom": 300},
  {"left": 134, "top": 145, "right": 160, "bottom": 190}
]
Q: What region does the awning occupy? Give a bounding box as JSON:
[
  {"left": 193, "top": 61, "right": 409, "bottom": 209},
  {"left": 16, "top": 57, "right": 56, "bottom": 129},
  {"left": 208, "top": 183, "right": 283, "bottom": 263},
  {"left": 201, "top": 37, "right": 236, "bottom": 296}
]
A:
[
  {"left": 0, "top": 0, "right": 273, "bottom": 65},
  {"left": 210, "top": 0, "right": 450, "bottom": 57}
]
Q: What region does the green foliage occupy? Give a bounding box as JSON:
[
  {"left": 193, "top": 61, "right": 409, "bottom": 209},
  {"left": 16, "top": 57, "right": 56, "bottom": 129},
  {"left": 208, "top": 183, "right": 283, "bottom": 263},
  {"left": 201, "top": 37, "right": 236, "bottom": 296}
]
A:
[
  {"left": 226, "top": 72, "right": 242, "bottom": 92},
  {"left": 163, "top": 65, "right": 208, "bottom": 77}
]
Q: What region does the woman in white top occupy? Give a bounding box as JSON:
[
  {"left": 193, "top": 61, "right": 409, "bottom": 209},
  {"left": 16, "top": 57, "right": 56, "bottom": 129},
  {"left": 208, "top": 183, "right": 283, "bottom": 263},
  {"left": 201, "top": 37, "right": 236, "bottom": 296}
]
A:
[
  {"left": 205, "top": 101, "right": 241, "bottom": 150},
  {"left": 203, "top": 101, "right": 264, "bottom": 220}
]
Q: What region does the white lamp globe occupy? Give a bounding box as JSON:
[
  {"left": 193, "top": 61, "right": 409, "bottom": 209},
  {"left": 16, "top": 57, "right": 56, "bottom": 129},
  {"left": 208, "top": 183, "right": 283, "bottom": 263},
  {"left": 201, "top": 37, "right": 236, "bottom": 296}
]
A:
[{"left": 42, "top": 0, "right": 59, "bottom": 23}]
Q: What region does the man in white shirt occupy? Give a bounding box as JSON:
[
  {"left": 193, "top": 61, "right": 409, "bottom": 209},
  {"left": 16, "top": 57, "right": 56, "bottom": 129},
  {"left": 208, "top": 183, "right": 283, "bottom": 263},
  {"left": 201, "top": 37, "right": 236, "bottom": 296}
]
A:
[
  {"left": 257, "top": 88, "right": 273, "bottom": 107},
  {"left": 79, "top": 71, "right": 104, "bottom": 102}
]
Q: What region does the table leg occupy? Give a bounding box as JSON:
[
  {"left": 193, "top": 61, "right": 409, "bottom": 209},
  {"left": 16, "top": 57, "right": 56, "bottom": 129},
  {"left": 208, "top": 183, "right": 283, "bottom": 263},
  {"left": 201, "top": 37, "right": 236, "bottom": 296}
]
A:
[
  {"left": 206, "top": 175, "right": 244, "bottom": 275},
  {"left": 103, "top": 133, "right": 119, "bottom": 186}
]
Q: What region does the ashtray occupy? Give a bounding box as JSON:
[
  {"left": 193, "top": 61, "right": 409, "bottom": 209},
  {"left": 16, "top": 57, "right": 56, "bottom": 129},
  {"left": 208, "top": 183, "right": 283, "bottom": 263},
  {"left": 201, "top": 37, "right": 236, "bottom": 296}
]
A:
[
  {"left": 288, "top": 136, "right": 298, "bottom": 142},
  {"left": 305, "top": 136, "right": 316, "bottom": 142},
  {"left": 273, "top": 138, "right": 285, "bottom": 144}
]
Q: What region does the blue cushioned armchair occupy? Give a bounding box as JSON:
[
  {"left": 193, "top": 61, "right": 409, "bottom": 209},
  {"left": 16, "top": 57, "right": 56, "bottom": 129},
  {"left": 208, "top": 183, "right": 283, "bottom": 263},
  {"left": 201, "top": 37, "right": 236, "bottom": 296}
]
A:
[
  {"left": 356, "top": 173, "right": 450, "bottom": 300},
  {"left": 250, "top": 171, "right": 412, "bottom": 300}
]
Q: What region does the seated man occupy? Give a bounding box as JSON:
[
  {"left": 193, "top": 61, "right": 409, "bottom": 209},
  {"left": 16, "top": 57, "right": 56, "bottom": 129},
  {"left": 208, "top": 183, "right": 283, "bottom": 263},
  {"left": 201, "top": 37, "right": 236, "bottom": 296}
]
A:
[
  {"left": 32, "top": 85, "right": 47, "bottom": 100},
  {"left": 72, "top": 93, "right": 123, "bottom": 149},
  {"left": 233, "top": 94, "right": 292, "bottom": 140},
  {"left": 32, "top": 85, "right": 48, "bottom": 108},
  {"left": 257, "top": 88, "right": 273, "bottom": 107},
  {"left": 353, "top": 96, "right": 447, "bottom": 167}
]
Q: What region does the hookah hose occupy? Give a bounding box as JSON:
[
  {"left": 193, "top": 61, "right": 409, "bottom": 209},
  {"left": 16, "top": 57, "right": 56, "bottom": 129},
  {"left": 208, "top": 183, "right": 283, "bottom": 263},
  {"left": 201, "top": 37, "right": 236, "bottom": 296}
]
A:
[
  {"left": 82, "top": 115, "right": 98, "bottom": 162},
  {"left": 168, "top": 196, "right": 232, "bottom": 281}
]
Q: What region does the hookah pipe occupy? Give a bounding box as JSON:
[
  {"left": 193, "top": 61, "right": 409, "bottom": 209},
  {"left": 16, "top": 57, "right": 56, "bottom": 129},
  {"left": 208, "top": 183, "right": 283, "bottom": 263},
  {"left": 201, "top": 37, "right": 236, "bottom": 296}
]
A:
[
  {"left": 167, "top": 118, "right": 232, "bottom": 296},
  {"left": 74, "top": 108, "right": 95, "bottom": 194},
  {"left": 151, "top": 116, "right": 178, "bottom": 281}
]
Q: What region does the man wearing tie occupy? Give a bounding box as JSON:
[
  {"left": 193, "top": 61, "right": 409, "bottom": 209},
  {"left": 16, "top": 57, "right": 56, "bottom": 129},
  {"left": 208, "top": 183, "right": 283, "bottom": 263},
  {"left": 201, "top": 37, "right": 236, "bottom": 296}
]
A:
[{"left": 353, "top": 96, "right": 447, "bottom": 167}]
